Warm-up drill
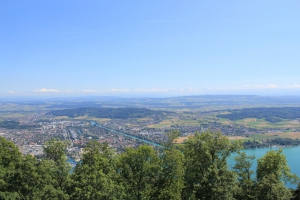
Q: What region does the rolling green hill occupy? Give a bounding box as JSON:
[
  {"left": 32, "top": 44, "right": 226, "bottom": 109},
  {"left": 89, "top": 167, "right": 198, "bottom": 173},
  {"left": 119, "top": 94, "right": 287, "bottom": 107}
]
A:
[
  {"left": 217, "top": 107, "right": 300, "bottom": 123},
  {"left": 47, "top": 107, "right": 172, "bottom": 118}
]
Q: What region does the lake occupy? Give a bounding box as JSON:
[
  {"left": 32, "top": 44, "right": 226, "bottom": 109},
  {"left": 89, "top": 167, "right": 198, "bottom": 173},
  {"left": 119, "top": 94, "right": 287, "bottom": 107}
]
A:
[{"left": 229, "top": 146, "right": 300, "bottom": 188}]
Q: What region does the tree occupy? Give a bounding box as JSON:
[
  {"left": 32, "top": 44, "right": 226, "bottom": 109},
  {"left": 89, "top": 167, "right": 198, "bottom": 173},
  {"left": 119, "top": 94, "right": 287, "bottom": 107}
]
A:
[
  {"left": 233, "top": 152, "right": 256, "bottom": 200},
  {"left": 14, "top": 155, "right": 42, "bottom": 199},
  {"left": 43, "top": 138, "right": 71, "bottom": 199},
  {"left": 43, "top": 138, "right": 69, "bottom": 163},
  {"left": 151, "top": 146, "right": 185, "bottom": 200},
  {"left": 69, "top": 141, "right": 121, "bottom": 200},
  {"left": 257, "top": 149, "right": 298, "bottom": 184},
  {"left": 0, "top": 137, "right": 22, "bottom": 199},
  {"left": 291, "top": 183, "right": 300, "bottom": 200},
  {"left": 256, "top": 149, "right": 298, "bottom": 200},
  {"left": 0, "top": 137, "right": 68, "bottom": 199},
  {"left": 117, "top": 145, "right": 161, "bottom": 200},
  {"left": 163, "top": 130, "right": 181, "bottom": 147},
  {"left": 256, "top": 174, "right": 292, "bottom": 200},
  {"left": 182, "top": 131, "right": 242, "bottom": 200},
  {"left": 37, "top": 159, "right": 67, "bottom": 200}
]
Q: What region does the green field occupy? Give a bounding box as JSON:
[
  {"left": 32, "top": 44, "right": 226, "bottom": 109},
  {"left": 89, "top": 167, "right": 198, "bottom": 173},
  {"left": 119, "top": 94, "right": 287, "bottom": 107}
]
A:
[
  {"left": 148, "top": 118, "right": 201, "bottom": 128},
  {"left": 235, "top": 118, "right": 300, "bottom": 129},
  {"left": 215, "top": 116, "right": 300, "bottom": 129},
  {"left": 249, "top": 131, "right": 300, "bottom": 140},
  {"left": 0, "top": 112, "right": 35, "bottom": 119},
  {"left": 227, "top": 136, "right": 254, "bottom": 142}
]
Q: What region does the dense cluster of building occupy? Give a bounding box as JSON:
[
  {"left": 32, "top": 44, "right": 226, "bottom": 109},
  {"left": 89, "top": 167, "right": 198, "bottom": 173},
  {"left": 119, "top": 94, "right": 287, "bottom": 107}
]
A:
[{"left": 2, "top": 110, "right": 298, "bottom": 160}]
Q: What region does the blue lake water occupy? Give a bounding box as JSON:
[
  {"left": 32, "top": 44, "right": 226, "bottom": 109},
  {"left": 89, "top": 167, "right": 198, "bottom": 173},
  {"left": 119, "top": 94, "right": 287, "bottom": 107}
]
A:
[
  {"left": 67, "top": 157, "right": 77, "bottom": 166},
  {"left": 229, "top": 146, "right": 300, "bottom": 188}
]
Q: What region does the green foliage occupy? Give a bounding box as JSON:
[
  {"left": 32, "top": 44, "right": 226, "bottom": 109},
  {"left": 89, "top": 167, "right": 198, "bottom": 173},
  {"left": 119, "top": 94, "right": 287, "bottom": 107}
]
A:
[
  {"left": 182, "top": 131, "right": 242, "bottom": 200},
  {"left": 243, "top": 139, "right": 300, "bottom": 149},
  {"left": 0, "top": 136, "right": 73, "bottom": 199},
  {"left": 164, "top": 129, "right": 181, "bottom": 147},
  {"left": 14, "top": 155, "right": 41, "bottom": 199},
  {"left": 37, "top": 159, "right": 69, "bottom": 200},
  {"left": 256, "top": 174, "right": 292, "bottom": 200},
  {"left": 257, "top": 149, "right": 298, "bottom": 184},
  {"left": 152, "top": 146, "right": 185, "bottom": 200},
  {"left": 255, "top": 149, "right": 299, "bottom": 200},
  {"left": 43, "top": 139, "right": 69, "bottom": 162},
  {"left": 0, "top": 120, "right": 39, "bottom": 129},
  {"left": 117, "top": 145, "right": 161, "bottom": 200},
  {"left": 43, "top": 138, "right": 71, "bottom": 199},
  {"left": 291, "top": 183, "right": 300, "bottom": 200},
  {"left": 1, "top": 133, "right": 300, "bottom": 200},
  {"left": 69, "top": 141, "right": 121, "bottom": 200},
  {"left": 0, "top": 137, "right": 22, "bottom": 199},
  {"left": 233, "top": 152, "right": 256, "bottom": 199}
]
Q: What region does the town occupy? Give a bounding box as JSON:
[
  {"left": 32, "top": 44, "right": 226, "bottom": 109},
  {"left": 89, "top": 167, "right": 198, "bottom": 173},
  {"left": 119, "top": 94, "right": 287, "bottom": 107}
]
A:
[{"left": 2, "top": 105, "right": 299, "bottom": 162}]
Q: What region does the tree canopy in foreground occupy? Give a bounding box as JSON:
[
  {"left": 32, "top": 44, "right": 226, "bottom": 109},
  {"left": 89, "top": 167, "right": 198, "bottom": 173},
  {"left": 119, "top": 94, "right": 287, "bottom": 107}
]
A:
[{"left": 0, "top": 130, "right": 299, "bottom": 200}]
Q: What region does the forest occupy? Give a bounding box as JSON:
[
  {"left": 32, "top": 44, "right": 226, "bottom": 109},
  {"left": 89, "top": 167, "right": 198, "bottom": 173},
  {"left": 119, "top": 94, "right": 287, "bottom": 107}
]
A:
[
  {"left": 217, "top": 107, "right": 300, "bottom": 123},
  {"left": 1, "top": 131, "right": 300, "bottom": 200},
  {"left": 0, "top": 121, "right": 39, "bottom": 129},
  {"left": 243, "top": 138, "right": 300, "bottom": 149},
  {"left": 47, "top": 107, "right": 171, "bottom": 118}
]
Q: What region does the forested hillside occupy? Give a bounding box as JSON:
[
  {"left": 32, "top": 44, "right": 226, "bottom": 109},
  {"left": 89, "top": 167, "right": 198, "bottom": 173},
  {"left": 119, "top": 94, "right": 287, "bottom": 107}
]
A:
[
  {"left": 1, "top": 131, "right": 300, "bottom": 200},
  {"left": 47, "top": 107, "right": 171, "bottom": 118},
  {"left": 218, "top": 107, "right": 300, "bottom": 122},
  {"left": 0, "top": 120, "right": 39, "bottom": 129}
]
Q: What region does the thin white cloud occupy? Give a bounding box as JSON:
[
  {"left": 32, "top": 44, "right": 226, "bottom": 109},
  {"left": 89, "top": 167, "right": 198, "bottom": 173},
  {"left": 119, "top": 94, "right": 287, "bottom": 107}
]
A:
[
  {"left": 108, "top": 87, "right": 202, "bottom": 93},
  {"left": 82, "top": 89, "right": 99, "bottom": 93},
  {"left": 8, "top": 91, "right": 16, "bottom": 94},
  {"left": 34, "top": 88, "right": 59, "bottom": 93},
  {"left": 266, "top": 84, "right": 279, "bottom": 89},
  {"left": 253, "top": 85, "right": 264, "bottom": 88},
  {"left": 285, "top": 84, "right": 300, "bottom": 89},
  {"left": 30, "top": 84, "right": 300, "bottom": 95},
  {"left": 110, "top": 89, "right": 129, "bottom": 92},
  {"left": 205, "top": 84, "right": 300, "bottom": 91}
]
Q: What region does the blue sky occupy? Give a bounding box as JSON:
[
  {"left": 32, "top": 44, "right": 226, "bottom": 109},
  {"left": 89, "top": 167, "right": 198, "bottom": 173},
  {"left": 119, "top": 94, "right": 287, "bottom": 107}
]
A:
[{"left": 1, "top": 0, "right": 300, "bottom": 97}]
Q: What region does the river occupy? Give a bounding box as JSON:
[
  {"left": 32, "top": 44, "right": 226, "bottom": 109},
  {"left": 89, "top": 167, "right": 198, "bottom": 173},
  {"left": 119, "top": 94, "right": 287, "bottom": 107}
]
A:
[{"left": 90, "top": 121, "right": 163, "bottom": 148}]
